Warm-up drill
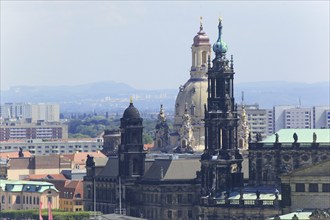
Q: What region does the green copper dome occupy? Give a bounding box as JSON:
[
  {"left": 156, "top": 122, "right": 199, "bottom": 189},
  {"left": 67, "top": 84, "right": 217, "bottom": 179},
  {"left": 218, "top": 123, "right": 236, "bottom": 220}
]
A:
[{"left": 212, "top": 18, "right": 228, "bottom": 54}]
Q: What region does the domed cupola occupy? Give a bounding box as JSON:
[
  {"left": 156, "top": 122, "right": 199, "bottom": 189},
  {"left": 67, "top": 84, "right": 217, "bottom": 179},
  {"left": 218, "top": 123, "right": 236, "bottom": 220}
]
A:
[
  {"left": 172, "top": 17, "right": 211, "bottom": 152},
  {"left": 213, "top": 18, "right": 228, "bottom": 55},
  {"left": 193, "top": 19, "right": 210, "bottom": 47},
  {"left": 190, "top": 17, "right": 212, "bottom": 74},
  {"left": 123, "top": 99, "right": 140, "bottom": 119}
]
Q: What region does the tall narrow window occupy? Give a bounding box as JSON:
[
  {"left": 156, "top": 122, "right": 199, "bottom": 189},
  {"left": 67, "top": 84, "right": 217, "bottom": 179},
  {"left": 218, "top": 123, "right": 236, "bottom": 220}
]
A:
[
  {"left": 202, "top": 51, "right": 207, "bottom": 64},
  {"left": 133, "top": 158, "right": 139, "bottom": 175},
  {"left": 16, "top": 196, "right": 21, "bottom": 204},
  {"left": 167, "top": 210, "right": 172, "bottom": 219}
]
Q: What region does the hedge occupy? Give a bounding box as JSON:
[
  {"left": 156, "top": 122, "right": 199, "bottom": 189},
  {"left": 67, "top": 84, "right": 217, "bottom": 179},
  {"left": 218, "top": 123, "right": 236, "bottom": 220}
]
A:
[{"left": 0, "top": 209, "right": 100, "bottom": 220}]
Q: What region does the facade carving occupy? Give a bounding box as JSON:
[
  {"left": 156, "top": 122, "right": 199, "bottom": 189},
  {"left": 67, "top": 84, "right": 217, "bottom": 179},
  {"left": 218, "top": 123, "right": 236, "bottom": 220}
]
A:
[
  {"left": 154, "top": 105, "right": 170, "bottom": 151},
  {"left": 237, "top": 106, "right": 250, "bottom": 150},
  {"left": 175, "top": 104, "right": 195, "bottom": 153}
]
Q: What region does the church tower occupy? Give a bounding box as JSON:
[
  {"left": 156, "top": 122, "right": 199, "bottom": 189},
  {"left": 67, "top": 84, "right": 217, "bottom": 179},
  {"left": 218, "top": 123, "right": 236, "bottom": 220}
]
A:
[
  {"left": 201, "top": 19, "right": 243, "bottom": 196},
  {"left": 173, "top": 17, "right": 211, "bottom": 151},
  {"left": 118, "top": 99, "right": 146, "bottom": 179}
]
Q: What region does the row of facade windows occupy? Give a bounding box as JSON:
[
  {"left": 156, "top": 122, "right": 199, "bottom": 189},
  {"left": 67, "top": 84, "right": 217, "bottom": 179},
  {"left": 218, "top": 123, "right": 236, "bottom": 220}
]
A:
[
  {"left": 167, "top": 209, "right": 193, "bottom": 219},
  {"left": 141, "top": 193, "right": 194, "bottom": 204},
  {"left": 166, "top": 194, "right": 193, "bottom": 204},
  {"left": 295, "top": 183, "right": 330, "bottom": 192},
  {"left": 1, "top": 195, "right": 39, "bottom": 205}
]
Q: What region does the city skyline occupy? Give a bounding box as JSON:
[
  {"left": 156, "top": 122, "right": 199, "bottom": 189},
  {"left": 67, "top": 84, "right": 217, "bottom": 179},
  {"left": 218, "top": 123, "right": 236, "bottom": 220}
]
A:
[{"left": 1, "top": 1, "right": 329, "bottom": 91}]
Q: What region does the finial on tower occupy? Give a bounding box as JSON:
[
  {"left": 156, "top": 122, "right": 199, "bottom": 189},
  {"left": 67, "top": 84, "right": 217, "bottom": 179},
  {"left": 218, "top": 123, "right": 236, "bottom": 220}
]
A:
[
  {"left": 213, "top": 17, "right": 227, "bottom": 55},
  {"left": 230, "top": 54, "right": 234, "bottom": 69},
  {"left": 200, "top": 16, "right": 203, "bottom": 31},
  {"left": 130, "top": 96, "right": 133, "bottom": 104}
]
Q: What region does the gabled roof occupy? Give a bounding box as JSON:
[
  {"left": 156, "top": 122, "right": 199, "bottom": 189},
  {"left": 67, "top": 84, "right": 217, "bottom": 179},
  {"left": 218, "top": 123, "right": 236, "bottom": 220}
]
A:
[
  {"left": 37, "top": 179, "right": 83, "bottom": 199},
  {"left": 98, "top": 157, "right": 119, "bottom": 177},
  {"left": 262, "top": 129, "right": 330, "bottom": 143},
  {"left": 0, "top": 151, "right": 31, "bottom": 159},
  {"left": 8, "top": 157, "right": 33, "bottom": 169},
  {"left": 62, "top": 151, "right": 106, "bottom": 165},
  {"left": 143, "top": 158, "right": 200, "bottom": 181}
]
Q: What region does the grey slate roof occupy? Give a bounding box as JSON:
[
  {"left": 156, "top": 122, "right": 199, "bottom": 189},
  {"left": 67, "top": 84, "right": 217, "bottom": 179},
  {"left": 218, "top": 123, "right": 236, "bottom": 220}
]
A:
[
  {"left": 98, "top": 157, "right": 119, "bottom": 177},
  {"left": 143, "top": 158, "right": 200, "bottom": 181}
]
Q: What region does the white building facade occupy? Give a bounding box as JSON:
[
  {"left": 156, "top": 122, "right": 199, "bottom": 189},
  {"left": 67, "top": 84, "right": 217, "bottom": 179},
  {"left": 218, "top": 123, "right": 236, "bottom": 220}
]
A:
[
  {"left": 0, "top": 103, "right": 60, "bottom": 123},
  {"left": 0, "top": 138, "right": 103, "bottom": 155}
]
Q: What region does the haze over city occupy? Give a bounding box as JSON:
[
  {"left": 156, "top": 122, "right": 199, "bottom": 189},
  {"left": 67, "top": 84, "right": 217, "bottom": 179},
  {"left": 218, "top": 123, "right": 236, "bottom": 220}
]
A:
[{"left": 1, "top": 1, "right": 329, "bottom": 91}]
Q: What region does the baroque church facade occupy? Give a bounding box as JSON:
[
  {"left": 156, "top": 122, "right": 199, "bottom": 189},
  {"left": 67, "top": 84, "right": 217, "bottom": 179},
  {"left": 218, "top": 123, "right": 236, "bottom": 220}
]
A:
[{"left": 84, "top": 19, "right": 330, "bottom": 220}]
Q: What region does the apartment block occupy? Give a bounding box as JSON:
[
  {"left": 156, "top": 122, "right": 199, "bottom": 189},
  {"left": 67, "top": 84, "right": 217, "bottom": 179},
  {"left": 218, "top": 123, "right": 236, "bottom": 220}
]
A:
[
  {"left": 0, "top": 122, "right": 68, "bottom": 141},
  {"left": 0, "top": 138, "right": 103, "bottom": 156},
  {"left": 0, "top": 103, "right": 60, "bottom": 122},
  {"left": 273, "top": 105, "right": 330, "bottom": 133},
  {"left": 238, "top": 104, "right": 269, "bottom": 141}
]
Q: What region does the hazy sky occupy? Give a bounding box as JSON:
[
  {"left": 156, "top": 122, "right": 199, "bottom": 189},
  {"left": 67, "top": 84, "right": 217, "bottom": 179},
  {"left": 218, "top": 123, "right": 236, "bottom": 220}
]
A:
[{"left": 1, "top": 1, "right": 329, "bottom": 91}]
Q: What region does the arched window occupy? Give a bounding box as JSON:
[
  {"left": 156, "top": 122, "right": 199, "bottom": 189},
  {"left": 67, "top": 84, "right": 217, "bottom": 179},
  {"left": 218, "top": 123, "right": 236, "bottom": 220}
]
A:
[
  {"left": 190, "top": 105, "right": 195, "bottom": 116},
  {"left": 2, "top": 195, "right": 5, "bottom": 203},
  {"left": 16, "top": 196, "right": 21, "bottom": 204},
  {"left": 202, "top": 51, "right": 207, "bottom": 64},
  {"left": 87, "top": 185, "right": 92, "bottom": 199}
]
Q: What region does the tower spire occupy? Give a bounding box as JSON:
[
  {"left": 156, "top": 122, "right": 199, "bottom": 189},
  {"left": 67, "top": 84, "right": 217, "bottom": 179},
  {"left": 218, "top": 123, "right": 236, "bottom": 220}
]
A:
[{"left": 212, "top": 17, "right": 228, "bottom": 56}]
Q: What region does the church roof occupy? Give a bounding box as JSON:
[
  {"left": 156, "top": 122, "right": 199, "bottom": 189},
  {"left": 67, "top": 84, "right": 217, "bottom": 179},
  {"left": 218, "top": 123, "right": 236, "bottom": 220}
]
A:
[
  {"left": 193, "top": 23, "right": 210, "bottom": 47},
  {"left": 0, "top": 180, "right": 58, "bottom": 193},
  {"left": 123, "top": 102, "right": 140, "bottom": 119},
  {"left": 142, "top": 158, "right": 200, "bottom": 181},
  {"left": 262, "top": 129, "right": 330, "bottom": 144},
  {"left": 98, "top": 157, "right": 119, "bottom": 177}
]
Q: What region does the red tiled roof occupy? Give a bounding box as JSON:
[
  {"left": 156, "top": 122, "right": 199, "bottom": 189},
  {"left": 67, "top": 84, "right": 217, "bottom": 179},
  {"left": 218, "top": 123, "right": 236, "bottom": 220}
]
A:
[
  {"left": 39, "top": 179, "right": 83, "bottom": 199},
  {"left": 0, "top": 151, "right": 32, "bottom": 159},
  {"left": 62, "top": 151, "right": 106, "bottom": 165},
  {"left": 25, "top": 173, "right": 67, "bottom": 180},
  {"left": 144, "top": 143, "right": 154, "bottom": 149}
]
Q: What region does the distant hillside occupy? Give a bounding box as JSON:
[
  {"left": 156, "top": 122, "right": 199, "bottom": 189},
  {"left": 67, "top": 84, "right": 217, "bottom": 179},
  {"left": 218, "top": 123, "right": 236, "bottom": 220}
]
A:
[
  {"left": 0, "top": 81, "right": 137, "bottom": 102},
  {"left": 235, "top": 81, "right": 329, "bottom": 108},
  {"left": 1, "top": 81, "right": 329, "bottom": 112}
]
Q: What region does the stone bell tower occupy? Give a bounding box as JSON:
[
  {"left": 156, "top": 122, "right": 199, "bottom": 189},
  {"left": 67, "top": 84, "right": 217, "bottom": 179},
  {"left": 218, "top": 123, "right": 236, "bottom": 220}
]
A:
[
  {"left": 118, "top": 99, "right": 146, "bottom": 179},
  {"left": 201, "top": 18, "right": 243, "bottom": 196}
]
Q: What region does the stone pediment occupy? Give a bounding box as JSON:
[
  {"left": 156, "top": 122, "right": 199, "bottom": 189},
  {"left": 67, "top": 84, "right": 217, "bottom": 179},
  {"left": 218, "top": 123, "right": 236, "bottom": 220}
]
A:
[{"left": 282, "top": 160, "right": 330, "bottom": 177}]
